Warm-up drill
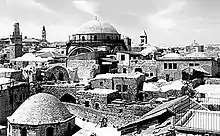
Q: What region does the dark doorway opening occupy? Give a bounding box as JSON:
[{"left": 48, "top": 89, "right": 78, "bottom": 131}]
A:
[
  {"left": 85, "top": 101, "right": 90, "bottom": 107},
  {"left": 60, "top": 94, "right": 76, "bottom": 104},
  {"left": 46, "top": 127, "right": 54, "bottom": 136},
  {"left": 21, "top": 128, "right": 27, "bottom": 136}
]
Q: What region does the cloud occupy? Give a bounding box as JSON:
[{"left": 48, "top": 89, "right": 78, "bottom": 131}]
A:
[
  {"left": 146, "top": 1, "right": 186, "bottom": 30},
  {"left": 72, "top": 0, "right": 99, "bottom": 16},
  {"left": 5, "top": 0, "right": 57, "bottom": 15}
]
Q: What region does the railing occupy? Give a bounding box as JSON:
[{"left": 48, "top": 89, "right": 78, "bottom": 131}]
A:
[
  {"left": 176, "top": 110, "right": 220, "bottom": 134},
  {"left": 198, "top": 97, "right": 220, "bottom": 105},
  {"left": 70, "top": 39, "right": 124, "bottom": 44}
]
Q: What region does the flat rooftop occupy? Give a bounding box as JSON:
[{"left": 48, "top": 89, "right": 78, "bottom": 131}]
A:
[
  {"left": 78, "top": 88, "right": 118, "bottom": 95},
  {"left": 94, "top": 72, "right": 144, "bottom": 79}
]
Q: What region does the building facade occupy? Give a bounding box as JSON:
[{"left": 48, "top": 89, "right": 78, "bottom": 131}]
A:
[{"left": 90, "top": 73, "right": 145, "bottom": 101}]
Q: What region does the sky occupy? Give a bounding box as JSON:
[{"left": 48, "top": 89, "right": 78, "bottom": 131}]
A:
[{"left": 1, "top": 0, "right": 220, "bottom": 45}]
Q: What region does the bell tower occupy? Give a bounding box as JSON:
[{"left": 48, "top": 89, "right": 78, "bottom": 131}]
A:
[{"left": 140, "top": 30, "right": 147, "bottom": 44}]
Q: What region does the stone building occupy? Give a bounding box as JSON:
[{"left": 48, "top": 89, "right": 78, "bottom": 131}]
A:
[
  {"left": 157, "top": 52, "right": 219, "bottom": 81},
  {"left": 66, "top": 19, "right": 131, "bottom": 80},
  {"left": 90, "top": 72, "right": 145, "bottom": 101},
  {"left": 116, "top": 51, "right": 157, "bottom": 80},
  {"left": 186, "top": 40, "right": 204, "bottom": 53},
  {"left": 0, "top": 71, "right": 30, "bottom": 125},
  {"left": 7, "top": 93, "right": 76, "bottom": 136},
  {"left": 76, "top": 88, "right": 120, "bottom": 110}
]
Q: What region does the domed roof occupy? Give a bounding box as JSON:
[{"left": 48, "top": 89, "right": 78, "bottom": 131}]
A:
[
  {"left": 77, "top": 19, "right": 118, "bottom": 34},
  {"left": 7, "top": 93, "right": 74, "bottom": 125}
]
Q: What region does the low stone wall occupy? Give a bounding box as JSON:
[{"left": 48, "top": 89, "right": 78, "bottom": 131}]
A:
[{"left": 64, "top": 102, "right": 148, "bottom": 128}]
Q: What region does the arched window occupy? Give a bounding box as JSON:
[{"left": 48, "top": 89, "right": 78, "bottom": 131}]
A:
[
  {"left": 116, "top": 36, "right": 119, "bottom": 40},
  {"left": 21, "top": 128, "right": 27, "bottom": 136},
  {"left": 58, "top": 72, "right": 64, "bottom": 81},
  {"left": 106, "top": 36, "right": 110, "bottom": 41},
  {"left": 68, "top": 123, "right": 72, "bottom": 131},
  {"left": 46, "top": 127, "right": 54, "bottom": 136},
  {"left": 94, "top": 35, "right": 97, "bottom": 41},
  {"left": 82, "top": 36, "right": 85, "bottom": 41}
]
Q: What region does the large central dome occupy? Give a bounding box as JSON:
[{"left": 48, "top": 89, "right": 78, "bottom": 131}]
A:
[
  {"left": 7, "top": 93, "right": 74, "bottom": 125},
  {"left": 77, "top": 19, "right": 119, "bottom": 34}
]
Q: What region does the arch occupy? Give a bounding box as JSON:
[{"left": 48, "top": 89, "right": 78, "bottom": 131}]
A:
[
  {"left": 94, "top": 35, "right": 97, "bottom": 41},
  {"left": 68, "top": 46, "right": 94, "bottom": 57},
  {"left": 135, "top": 68, "right": 143, "bottom": 73},
  {"left": 21, "top": 128, "right": 27, "bottom": 136},
  {"left": 46, "top": 127, "right": 54, "bottom": 136},
  {"left": 46, "top": 65, "right": 70, "bottom": 81},
  {"left": 60, "top": 94, "right": 76, "bottom": 104}
]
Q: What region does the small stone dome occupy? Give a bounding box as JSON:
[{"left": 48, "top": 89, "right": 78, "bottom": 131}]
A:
[
  {"left": 77, "top": 19, "right": 118, "bottom": 34},
  {"left": 7, "top": 93, "right": 73, "bottom": 125}
]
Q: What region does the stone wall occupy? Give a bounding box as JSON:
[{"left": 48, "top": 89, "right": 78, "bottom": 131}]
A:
[
  {"left": 118, "top": 60, "right": 157, "bottom": 78},
  {"left": 0, "top": 82, "right": 30, "bottom": 125},
  {"left": 75, "top": 90, "right": 120, "bottom": 110},
  {"left": 90, "top": 78, "right": 113, "bottom": 89},
  {"left": 90, "top": 75, "right": 145, "bottom": 102},
  {"left": 67, "top": 60, "right": 100, "bottom": 80},
  {"left": 64, "top": 103, "right": 152, "bottom": 128},
  {"left": 41, "top": 84, "right": 78, "bottom": 99}
]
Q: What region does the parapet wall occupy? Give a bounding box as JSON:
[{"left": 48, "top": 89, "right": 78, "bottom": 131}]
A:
[{"left": 64, "top": 102, "right": 152, "bottom": 128}]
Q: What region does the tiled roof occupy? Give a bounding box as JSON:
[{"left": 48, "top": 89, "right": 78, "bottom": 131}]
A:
[
  {"left": 7, "top": 93, "right": 74, "bottom": 125},
  {"left": 118, "top": 96, "right": 208, "bottom": 130}
]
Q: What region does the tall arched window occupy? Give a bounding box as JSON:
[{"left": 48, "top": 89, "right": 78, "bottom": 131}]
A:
[
  {"left": 82, "top": 36, "right": 85, "bottom": 41},
  {"left": 58, "top": 72, "right": 64, "bottom": 81},
  {"left": 116, "top": 36, "right": 119, "bottom": 40},
  {"left": 21, "top": 128, "right": 27, "bottom": 136},
  {"left": 68, "top": 123, "right": 72, "bottom": 131},
  {"left": 107, "top": 36, "right": 110, "bottom": 41},
  {"left": 94, "top": 35, "right": 97, "bottom": 41},
  {"left": 46, "top": 127, "right": 54, "bottom": 136}
]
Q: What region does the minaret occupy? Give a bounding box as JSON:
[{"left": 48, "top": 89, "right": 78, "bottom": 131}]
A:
[
  {"left": 10, "top": 22, "right": 23, "bottom": 60},
  {"left": 11, "top": 22, "right": 22, "bottom": 44},
  {"left": 140, "top": 30, "right": 147, "bottom": 44},
  {"left": 42, "top": 26, "right": 46, "bottom": 42}
]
